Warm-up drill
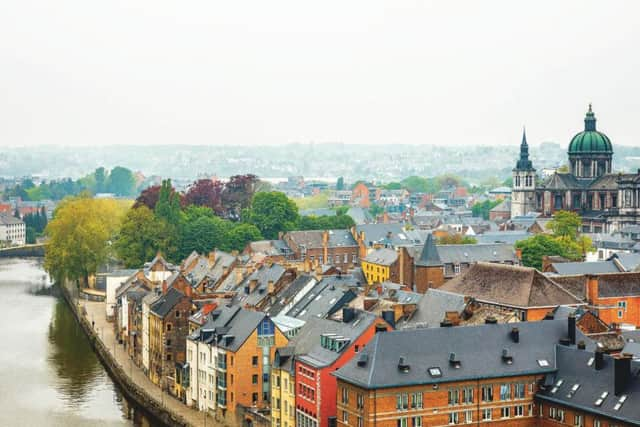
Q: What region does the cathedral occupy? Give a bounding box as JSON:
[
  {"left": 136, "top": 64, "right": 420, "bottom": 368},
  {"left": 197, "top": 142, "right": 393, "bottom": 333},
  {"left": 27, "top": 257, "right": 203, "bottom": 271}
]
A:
[{"left": 511, "top": 104, "right": 640, "bottom": 233}]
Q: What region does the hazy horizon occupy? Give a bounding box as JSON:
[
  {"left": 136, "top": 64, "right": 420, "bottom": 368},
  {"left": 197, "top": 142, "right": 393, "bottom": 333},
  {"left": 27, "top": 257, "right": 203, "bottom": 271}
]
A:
[{"left": 2, "top": 1, "right": 639, "bottom": 147}]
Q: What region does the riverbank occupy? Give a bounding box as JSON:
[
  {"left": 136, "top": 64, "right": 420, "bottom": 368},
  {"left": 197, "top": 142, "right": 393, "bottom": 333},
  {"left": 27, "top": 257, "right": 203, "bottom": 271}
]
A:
[{"left": 60, "top": 282, "right": 213, "bottom": 427}]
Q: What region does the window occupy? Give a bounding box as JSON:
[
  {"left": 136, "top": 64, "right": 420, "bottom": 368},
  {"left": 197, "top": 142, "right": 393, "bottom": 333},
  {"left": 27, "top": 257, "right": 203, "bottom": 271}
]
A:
[
  {"left": 481, "top": 385, "right": 493, "bottom": 402},
  {"left": 396, "top": 393, "right": 408, "bottom": 410},
  {"left": 618, "top": 301, "right": 627, "bottom": 310},
  {"left": 499, "top": 384, "right": 511, "bottom": 401},
  {"left": 482, "top": 409, "right": 492, "bottom": 421},
  {"left": 396, "top": 418, "right": 408, "bottom": 427},
  {"left": 574, "top": 415, "right": 583, "bottom": 427},
  {"left": 412, "top": 416, "right": 422, "bottom": 427},
  {"left": 514, "top": 383, "right": 525, "bottom": 399},
  {"left": 357, "top": 417, "right": 363, "bottom": 427},
  {"left": 342, "top": 411, "right": 348, "bottom": 424},
  {"left": 344, "top": 254, "right": 348, "bottom": 264},
  {"left": 454, "top": 264, "right": 460, "bottom": 274},
  {"left": 514, "top": 405, "right": 524, "bottom": 417},
  {"left": 357, "top": 393, "right": 365, "bottom": 410},
  {"left": 166, "top": 323, "right": 172, "bottom": 331},
  {"left": 166, "top": 354, "right": 172, "bottom": 361},
  {"left": 342, "top": 387, "right": 349, "bottom": 404},
  {"left": 618, "top": 310, "right": 624, "bottom": 319},
  {"left": 500, "top": 407, "right": 510, "bottom": 419},
  {"left": 252, "top": 356, "right": 259, "bottom": 366},
  {"left": 411, "top": 392, "right": 423, "bottom": 409},
  {"left": 462, "top": 387, "right": 473, "bottom": 404},
  {"left": 594, "top": 420, "right": 601, "bottom": 427},
  {"left": 252, "top": 374, "right": 258, "bottom": 384},
  {"left": 175, "top": 310, "right": 181, "bottom": 318},
  {"left": 448, "top": 412, "right": 459, "bottom": 425},
  {"left": 464, "top": 410, "right": 472, "bottom": 424},
  {"left": 448, "top": 388, "right": 459, "bottom": 405},
  {"left": 166, "top": 339, "right": 171, "bottom": 346},
  {"left": 352, "top": 254, "right": 357, "bottom": 263}
]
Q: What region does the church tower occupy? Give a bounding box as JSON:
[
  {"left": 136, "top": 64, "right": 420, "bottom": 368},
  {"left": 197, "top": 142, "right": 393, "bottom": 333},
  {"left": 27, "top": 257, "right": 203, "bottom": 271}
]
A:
[{"left": 511, "top": 129, "right": 537, "bottom": 218}]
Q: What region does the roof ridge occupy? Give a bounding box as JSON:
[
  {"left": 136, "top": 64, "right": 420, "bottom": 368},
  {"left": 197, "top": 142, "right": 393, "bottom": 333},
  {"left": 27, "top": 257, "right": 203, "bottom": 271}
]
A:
[{"left": 366, "top": 333, "right": 380, "bottom": 386}]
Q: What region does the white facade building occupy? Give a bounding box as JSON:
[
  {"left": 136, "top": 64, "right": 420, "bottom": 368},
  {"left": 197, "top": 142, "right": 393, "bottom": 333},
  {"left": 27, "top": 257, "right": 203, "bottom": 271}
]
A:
[{"left": 0, "top": 214, "right": 26, "bottom": 246}]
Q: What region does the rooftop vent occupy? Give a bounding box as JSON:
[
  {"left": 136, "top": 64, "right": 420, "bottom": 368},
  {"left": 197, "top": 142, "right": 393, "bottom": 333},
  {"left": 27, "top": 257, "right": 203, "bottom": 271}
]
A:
[
  {"left": 595, "top": 348, "right": 605, "bottom": 371},
  {"left": 577, "top": 340, "right": 586, "bottom": 350},
  {"left": 485, "top": 316, "right": 498, "bottom": 324},
  {"left": 559, "top": 338, "right": 571, "bottom": 346},
  {"left": 510, "top": 327, "right": 520, "bottom": 343},
  {"left": 357, "top": 354, "right": 368, "bottom": 367},
  {"left": 449, "top": 352, "right": 461, "bottom": 369},
  {"left": 398, "top": 356, "right": 410, "bottom": 373},
  {"left": 440, "top": 319, "right": 453, "bottom": 328},
  {"left": 502, "top": 348, "right": 513, "bottom": 365}
]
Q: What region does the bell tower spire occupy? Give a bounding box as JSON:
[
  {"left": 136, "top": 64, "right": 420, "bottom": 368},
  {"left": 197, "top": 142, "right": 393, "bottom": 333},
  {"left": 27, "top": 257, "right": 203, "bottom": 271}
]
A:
[
  {"left": 516, "top": 127, "right": 533, "bottom": 170},
  {"left": 511, "top": 126, "right": 537, "bottom": 218}
]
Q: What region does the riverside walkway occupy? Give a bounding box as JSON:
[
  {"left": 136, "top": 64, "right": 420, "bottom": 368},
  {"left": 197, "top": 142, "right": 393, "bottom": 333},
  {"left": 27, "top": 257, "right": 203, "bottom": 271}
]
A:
[{"left": 80, "top": 299, "right": 215, "bottom": 427}]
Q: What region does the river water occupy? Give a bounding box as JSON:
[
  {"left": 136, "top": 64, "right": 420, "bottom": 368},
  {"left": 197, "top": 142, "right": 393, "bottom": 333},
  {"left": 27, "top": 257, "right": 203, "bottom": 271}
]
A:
[{"left": 0, "top": 258, "right": 157, "bottom": 427}]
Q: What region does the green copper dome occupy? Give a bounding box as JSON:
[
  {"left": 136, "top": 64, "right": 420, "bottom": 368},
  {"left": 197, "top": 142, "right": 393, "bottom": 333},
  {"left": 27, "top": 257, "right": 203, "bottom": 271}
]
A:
[{"left": 568, "top": 104, "right": 612, "bottom": 154}]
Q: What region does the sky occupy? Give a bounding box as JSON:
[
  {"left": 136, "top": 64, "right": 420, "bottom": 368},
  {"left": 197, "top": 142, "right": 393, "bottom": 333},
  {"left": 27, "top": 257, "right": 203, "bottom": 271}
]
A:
[{"left": 1, "top": 1, "right": 639, "bottom": 148}]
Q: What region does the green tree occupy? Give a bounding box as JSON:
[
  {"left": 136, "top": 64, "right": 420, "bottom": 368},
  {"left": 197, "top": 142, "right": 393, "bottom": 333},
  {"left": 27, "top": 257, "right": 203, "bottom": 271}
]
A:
[
  {"left": 437, "top": 234, "right": 478, "bottom": 245},
  {"left": 155, "top": 179, "right": 182, "bottom": 225},
  {"left": 180, "top": 216, "right": 233, "bottom": 257},
  {"left": 94, "top": 167, "right": 107, "bottom": 193},
  {"left": 225, "top": 223, "right": 263, "bottom": 252},
  {"left": 107, "top": 166, "right": 135, "bottom": 196},
  {"left": 471, "top": 200, "right": 501, "bottom": 220},
  {"left": 244, "top": 192, "right": 299, "bottom": 239},
  {"left": 26, "top": 227, "right": 36, "bottom": 244},
  {"left": 549, "top": 210, "right": 582, "bottom": 241},
  {"left": 382, "top": 182, "right": 402, "bottom": 190},
  {"left": 515, "top": 234, "right": 582, "bottom": 270},
  {"left": 44, "top": 197, "right": 128, "bottom": 285},
  {"left": 115, "top": 206, "right": 177, "bottom": 268}
]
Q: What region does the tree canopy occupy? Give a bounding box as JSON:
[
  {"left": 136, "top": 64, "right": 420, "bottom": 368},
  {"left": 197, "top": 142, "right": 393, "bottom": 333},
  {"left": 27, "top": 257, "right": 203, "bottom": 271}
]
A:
[
  {"left": 243, "top": 191, "right": 299, "bottom": 240},
  {"left": 45, "top": 197, "right": 129, "bottom": 285}
]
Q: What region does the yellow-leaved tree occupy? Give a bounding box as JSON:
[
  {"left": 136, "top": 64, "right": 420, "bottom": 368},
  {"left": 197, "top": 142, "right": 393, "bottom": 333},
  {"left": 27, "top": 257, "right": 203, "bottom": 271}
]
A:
[{"left": 45, "top": 195, "right": 129, "bottom": 286}]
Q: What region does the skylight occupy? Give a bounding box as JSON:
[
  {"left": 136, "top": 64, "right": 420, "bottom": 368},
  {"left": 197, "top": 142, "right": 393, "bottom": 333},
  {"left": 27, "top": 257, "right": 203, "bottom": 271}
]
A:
[
  {"left": 587, "top": 357, "right": 594, "bottom": 366},
  {"left": 428, "top": 367, "right": 442, "bottom": 377},
  {"left": 614, "top": 395, "right": 627, "bottom": 411},
  {"left": 537, "top": 359, "right": 550, "bottom": 367},
  {"left": 556, "top": 380, "right": 564, "bottom": 387}
]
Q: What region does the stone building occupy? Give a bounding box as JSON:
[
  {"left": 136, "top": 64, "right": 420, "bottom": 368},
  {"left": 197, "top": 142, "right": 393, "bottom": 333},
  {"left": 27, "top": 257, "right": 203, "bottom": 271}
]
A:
[{"left": 511, "top": 105, "right": 640, "bottom": 232}]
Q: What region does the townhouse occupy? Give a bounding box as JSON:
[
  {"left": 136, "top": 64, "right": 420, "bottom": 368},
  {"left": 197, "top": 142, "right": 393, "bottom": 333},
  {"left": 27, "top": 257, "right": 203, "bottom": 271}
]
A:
[{"left": 282, "top": 230, "right": 359, "bottom": 271}]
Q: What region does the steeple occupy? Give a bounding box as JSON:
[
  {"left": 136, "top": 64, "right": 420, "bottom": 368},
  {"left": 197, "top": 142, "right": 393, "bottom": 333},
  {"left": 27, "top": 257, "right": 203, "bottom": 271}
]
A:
[
  {"left": 417, "top": 234, "right": 442, "bottom": 267},
  {"left": 584, "top": 103, "right": 597, "bottom": 131},
  {"left": 515, "top": 127, "right": 533, "bottom": 170}
]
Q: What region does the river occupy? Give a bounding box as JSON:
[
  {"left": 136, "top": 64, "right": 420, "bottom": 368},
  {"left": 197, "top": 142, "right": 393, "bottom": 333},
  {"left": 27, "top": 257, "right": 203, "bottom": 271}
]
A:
[{"left": 0, "top": 257, "right": 158, "bottom": 427}]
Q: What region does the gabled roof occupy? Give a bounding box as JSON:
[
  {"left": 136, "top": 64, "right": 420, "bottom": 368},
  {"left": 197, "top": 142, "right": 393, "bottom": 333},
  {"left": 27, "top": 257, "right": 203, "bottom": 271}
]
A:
[
  {"left": 190, "top": 305, "right": 269, "bottom": 352},
  {"left": 285, "top": 229, "right": 358, "bottom": 249},
  {"left": 286, "top": 276, "right": 358, "bottom": 321},
  {"left": 266, "top": 274, "right": 316, "bottom": 317},
  {"left": 594, "top": 272, "right": 640, "bottom": 298},
  {"left": 489, "top": 199, "right": 511, "bottom": 213},
  {"left": 399, "top": 289, "right": 466, "bottom": 329},
  {"left": 150, "top": 287, "right": 186, "bottom": 318},
  {"left": 439, "top": 263, "right": 583, "bottom": 308},
  {"left": 334, "top": 319, "right": 578, "bottom": 389},
  {"left": 537, "top": 346, "right": 640, "bottom": 426},
  {"left": 294, "top": 311, "right": 380, "bottom": 368},
  {"left": 416, "top": 234, "right": 442, "bottom": 267},
  {"left": 541, "top": 172, "right": 585, "bottom": 190},
  {"left": 363, "top": 248, "right": 398, "bottom": 266}
]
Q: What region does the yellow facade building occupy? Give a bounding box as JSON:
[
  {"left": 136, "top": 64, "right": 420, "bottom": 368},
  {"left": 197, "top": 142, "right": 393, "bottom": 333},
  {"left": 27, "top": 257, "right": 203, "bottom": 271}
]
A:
[
  {"left": 271, "top": 347, "right": 296, "bottom": 427},
  {"left": 361, "top": 248, "right": 398, "bottom": 285}
]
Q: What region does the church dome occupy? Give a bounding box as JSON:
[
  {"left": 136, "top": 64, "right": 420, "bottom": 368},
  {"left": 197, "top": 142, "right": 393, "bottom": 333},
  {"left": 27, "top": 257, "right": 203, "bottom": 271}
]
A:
[{"left": 568, "top": 104, "right": 612, "bottom": 155}]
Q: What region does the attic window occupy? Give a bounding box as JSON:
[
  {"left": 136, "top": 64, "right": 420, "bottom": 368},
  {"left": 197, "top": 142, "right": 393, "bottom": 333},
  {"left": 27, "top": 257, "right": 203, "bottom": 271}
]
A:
[
  {"left": 428, "top": 367, "right": 442, "bottom": 378},
  {"left": 567, "top": 384, "right": 580, "bottom": 398},
  {"left": 614, "top": 395, "right": 627, "bottom": 411},
  {"left": 537, "top": 359, "right": 550, "bottom": 367},
  {"left": 587, "top": 357, "right": 595, "bottom": 367},
  {"left": 595, "top": 391, "right": 608, "bottom": 406}
]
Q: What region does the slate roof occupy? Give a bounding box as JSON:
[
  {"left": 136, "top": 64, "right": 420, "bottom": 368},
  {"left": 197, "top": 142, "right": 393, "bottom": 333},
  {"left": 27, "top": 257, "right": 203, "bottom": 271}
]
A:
[
  {"left": 611, "top": 253, "right": 640, "bottom": 272},
  {"left": 266, "top": 274, "right": 316, "bottom": 317},
  {"left": 551, "top": 261, "right": 621, "bottom": 275},
  {"left": 286, "top": 276, "right": 358, "bottom": 321},
  {"left": 285, "top": 229, "right": 358, "bottom": 249},
  {"left": 399, "top": 288, "right": 467, "bottom": 329},
  {"left": 235, "top": 263, "right": 287, "bottom": 307},
  {"left": 436, "top": 243, "right": 518, "bottom": 265},
  {"left": 294, "top": 310, "right": 379, "bottom": 368},
  {"left": 439, "top": 263, "right": 583, "bottom": 308},
  {"left": 489, "top": 199, "right": 511, "bottom": 213},
  {"left": 537, "top": 346, "right": 640, "bottom": 426},
  {"left": 190, "top": 305, "right": 268, "bottom": 352},
  {"left": 476, "top": 231, "right": 531, "bottom": 245},
  {"left": 541, "top": 172, "right": 585, "bottom": 191},
  {"left": 334, "top": 319, "right": 579, "bottom": 389},
  {"left": 356, "top": 224, "right": 427, "bottom": 248},
  {"left": 150, "top": 287, "right": 186, "bottom": 318},
  {"left": 0, "top": 214, "right": 24, "bottom": 225},
  {"left": 416, "top": 234, "right": 442, "bottom": 267},
  {"left": 363, "top": 248, "right": 398, "bottom": 266},
  {"left": 595, "top": 272, "right": 640, "bottom": 298},
  {"left": 346, "top": 207, "right": 373, "bottom": 225}
]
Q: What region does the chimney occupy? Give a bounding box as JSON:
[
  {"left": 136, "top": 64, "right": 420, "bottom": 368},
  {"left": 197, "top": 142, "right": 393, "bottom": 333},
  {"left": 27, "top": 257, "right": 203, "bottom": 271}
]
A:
[
  {"left": 376, "top": 284, "right": 383, "bottom": 296},
  {"left": 268, "top": 280, "right": 275, "bottom": 295},
  {"left": 587, "top": 275, "right": 599, "bottom": 303},
  {"left": 343, "top": 307, "right": 355, "bottom": 323},
  {"left": 249, "top": 278, "right": 259, "bottom": 293},
  {"left": 235, "top": 268, "right": 244, "bottom": 285},
  {"left": 510, "top": 327, "right": 520, "bottom": 343},
  {"left": 568, "top": 313, "right": 576, "bottom": 345},
  {"left": 614, "top": 354, "right": 632, "bottom": 396},
  {"left": 398, "top": 356, "right": 410, "bottom": 372},
  {"left": 381, "top": 310, "right": 395, "bottom": 328},
  {"left": 185, "top": 285, "right": 192, "bottom": 298},
  {"left": 515, "top": 248, "right": 522, "bottom": 261},
  {"left": 594, "top": 348, "right": 605, "bottom": 370},
  {"left": 162, "top": 280, "right": 168, "bottom": 295},
  {"left": 577, "top": 340, "right": 586, "bottom": 350},
  {"left": 502, "top": 348, "right": 513, "bottom": 364},
  {"left": 322, "top": 230, "right": 329, "bottom": 246},
  {"left": 208, "top": 251, "right": 216, "bottom": 266}
]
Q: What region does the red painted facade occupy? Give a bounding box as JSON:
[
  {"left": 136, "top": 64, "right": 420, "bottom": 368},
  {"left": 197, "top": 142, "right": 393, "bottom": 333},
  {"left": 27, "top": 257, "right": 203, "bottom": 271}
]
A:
[{"left": 295, "top": 318, "right": 390, "bottom": 427}]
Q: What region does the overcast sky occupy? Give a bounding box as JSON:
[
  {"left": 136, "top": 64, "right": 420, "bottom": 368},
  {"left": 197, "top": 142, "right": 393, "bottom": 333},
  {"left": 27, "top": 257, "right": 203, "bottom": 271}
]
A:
[{"left": 1, "top": 1, "right": 639, "bottom": 148}]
